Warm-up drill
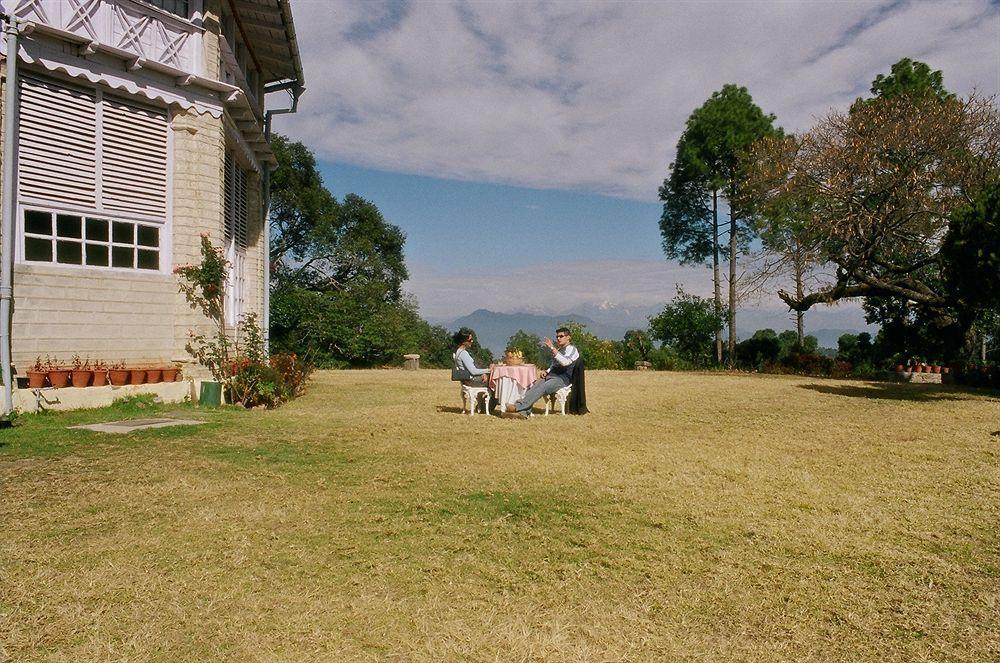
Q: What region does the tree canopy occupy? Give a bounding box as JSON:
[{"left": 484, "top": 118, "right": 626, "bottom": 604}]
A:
[{"left": 743, "top": 67, "right": 999, "bottom": 358}]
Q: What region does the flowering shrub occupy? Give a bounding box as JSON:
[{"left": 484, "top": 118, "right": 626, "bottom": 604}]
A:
[{"left": 176, "top": 235, "right": 311, "bottom": 408}]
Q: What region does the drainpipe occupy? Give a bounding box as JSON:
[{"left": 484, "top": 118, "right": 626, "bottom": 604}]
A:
[
  {"left": 0, "top": 14, "right": 19, "bottom": 425},
  {"left": 262, "top": 83, "right": 302, "bottom": 355}
]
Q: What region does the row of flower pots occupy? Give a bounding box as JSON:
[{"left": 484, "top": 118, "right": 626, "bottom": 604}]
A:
[
  {"left": 895, "top": 364, "right": 950, "bottom": 375},
  {"left": 25, "top": 367, "right": 182, "bottom": 389}
]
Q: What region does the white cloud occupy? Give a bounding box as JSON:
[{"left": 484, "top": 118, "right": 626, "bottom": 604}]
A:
[{"left": 278, "top": 0, "right": 999, "bottom": 201}]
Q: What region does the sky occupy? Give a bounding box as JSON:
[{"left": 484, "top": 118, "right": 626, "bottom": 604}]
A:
[{"left": 273, "top": 0, "right": 1000, "bottom": 330}]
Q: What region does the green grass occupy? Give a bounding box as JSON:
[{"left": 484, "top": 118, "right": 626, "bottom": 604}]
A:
[{"left": 1, "top": 370, "right": 997, "bottom": 661}]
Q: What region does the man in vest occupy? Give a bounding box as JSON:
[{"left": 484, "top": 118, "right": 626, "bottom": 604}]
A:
[{"left": 503, "top": 327, "right": 579, "bottom": 419}]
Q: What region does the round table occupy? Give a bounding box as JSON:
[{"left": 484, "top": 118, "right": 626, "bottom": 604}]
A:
[{"left": 489, "top": 364, "right": 538, "bottom": 411}]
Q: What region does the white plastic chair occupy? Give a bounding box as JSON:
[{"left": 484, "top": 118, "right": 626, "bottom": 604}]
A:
[
  {"left": 460, "top": 384, "right": 491, "bottom": 416},
  {"left": 544, "top": 384, "right": 572, "bottom": 415}
]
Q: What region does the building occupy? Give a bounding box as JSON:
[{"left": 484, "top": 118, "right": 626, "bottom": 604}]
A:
[{"left": 0, "top": 0, "right": 304, "bottom": 389}]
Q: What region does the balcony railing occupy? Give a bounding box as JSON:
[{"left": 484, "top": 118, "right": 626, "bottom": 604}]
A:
[{"left": 4, "top": 0, "right": 202, "bottom": 76}]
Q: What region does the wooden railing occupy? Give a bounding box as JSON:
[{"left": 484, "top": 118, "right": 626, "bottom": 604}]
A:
[{"left": 3, "top": 0, "right": 202, "bottom": 76}]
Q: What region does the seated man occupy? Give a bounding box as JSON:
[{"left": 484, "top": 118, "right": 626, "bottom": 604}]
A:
[{"left": 503, "top": 327, "right": 578, "bottom": 419}]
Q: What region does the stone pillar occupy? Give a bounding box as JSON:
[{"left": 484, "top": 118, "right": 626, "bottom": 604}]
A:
[
  {"left": 635, "top": 361, "right": 651, "bottom": 371},
  {"left": 403, "top": 354, "right": 420, "bottom": 370}
]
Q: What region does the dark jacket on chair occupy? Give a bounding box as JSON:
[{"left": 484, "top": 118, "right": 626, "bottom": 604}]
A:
[{"left": 567, "top": 357, "right": 588, "bottom": 415}]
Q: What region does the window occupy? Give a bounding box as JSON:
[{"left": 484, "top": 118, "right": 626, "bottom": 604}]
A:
[
  {"left": 143, "top": 0, "right": 190, "bottom": 19},
  {"left": 22, "top": 209, "right": 160, "bottom": 271},
  {"left": 224, "top": 153, "right": 249, "bottom": 325},
  {"left": 17, "top": 75, "right": 169, "bottom": 272}
]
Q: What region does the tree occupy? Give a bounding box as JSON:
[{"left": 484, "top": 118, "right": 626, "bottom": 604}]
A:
[
  {"left": 740, "top": 176, "right": 828, "bottom": 344},
  {"left": 865, "top": 58, "right": 954, "bottom": 104},
  {"left": 268, "top": 136, "right": 423, "bottom": 367},
  {"left": 659, "top": 85, "right": 781, "bottom": 366},
  {"left": 619, "top": 329, "right": 653, "bottom": 367},
  {"left": 648, "top": 287, "right": 726, "bottom": 367},
  {"left": 744, "top": 86, "right": 999, "bottom": 359},
  {"left": 559, "top": 321, "right": 620, "bottom": 370},
  {"left": 505, "top": 330, "right": 544, "bottom": 368}
]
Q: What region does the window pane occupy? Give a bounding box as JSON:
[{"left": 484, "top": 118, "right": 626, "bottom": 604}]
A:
[
  {"left": 25, "top": 237, "right": 52, "bottom": 261},
  {"left": 86, "top": 218, "right": 109, "bottom": 242},
  {"left": 56, "top": 240, "right": 83, "bottom": 264},
  {"left": 25, "top": 210, "right": 52, "bottom": 235},
  {"left": 85, "top": 243, "right": 109, "bottom": 266},
  {"left": 137, "top": 249, "right": 159, "bottom": 270},
  {"left": 147, "top": 0, "right": 189, "bottom": 18},
  {"left": 137, "top": 225, "right": 159, "bottom": 247},
  {"left": 112, "top": 246, "right": 134, "bottom": 268},
  {"left": 112, "top": 221, "right": 133, "bottom": 244},
  {"left": 56, "top": 215, "right": 82, "bottom": 239}
]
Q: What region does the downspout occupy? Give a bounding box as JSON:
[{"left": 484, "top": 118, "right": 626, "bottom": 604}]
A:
[
  {"left": 262, "top": 83, "right": 301, "bottom": 354},
  {"left": 0, "top": 14, "right": 19, "bottom": 425}
]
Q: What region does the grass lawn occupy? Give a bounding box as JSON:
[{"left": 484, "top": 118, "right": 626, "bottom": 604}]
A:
[{"left": 1, "top": 370, "right": 997, "bottom": 661}]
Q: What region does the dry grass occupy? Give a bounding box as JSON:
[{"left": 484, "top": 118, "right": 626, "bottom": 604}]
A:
[{"left": 1, "top": 371, "right": 997, "bottom": 661}]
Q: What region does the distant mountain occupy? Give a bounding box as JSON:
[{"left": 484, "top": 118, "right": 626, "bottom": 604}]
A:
[{"left": 448, "top": 309, "right": 632, "bottom": 355}]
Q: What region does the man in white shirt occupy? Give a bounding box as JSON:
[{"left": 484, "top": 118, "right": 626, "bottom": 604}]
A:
[{"left": 503, "top": 327, "right": 579, "bottom": 419}]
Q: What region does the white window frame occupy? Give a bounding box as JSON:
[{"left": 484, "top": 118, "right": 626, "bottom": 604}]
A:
[
  {"left": 19, "top": 205, "right": 164, "bottom": 272},
  {"left": 15, "top": 73, "right": 173, "bottom": 273}
]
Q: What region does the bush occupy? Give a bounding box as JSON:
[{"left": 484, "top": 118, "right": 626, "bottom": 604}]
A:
[
  {"left": 648, "top": 346, "right": 685, "bottom": 371},
  {"left": 781, "top": 352, "right": 834, "bottom": 376}
]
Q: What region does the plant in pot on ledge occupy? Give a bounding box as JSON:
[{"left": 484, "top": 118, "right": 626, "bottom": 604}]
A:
[
  {"left": 27, "top": 356, "right": 48, "bottom": 388},
  {"left": 71, "top": 354, "right": 92, "bottom": 388},
  {"left": 92, "top": 359, "right": 109, "bottom": 386},
  {"left": 46, "top": 355, "right": 71, "bottom": 389},
  {"left": 109, "top": 360, "right": 130, "bottom": 387}
]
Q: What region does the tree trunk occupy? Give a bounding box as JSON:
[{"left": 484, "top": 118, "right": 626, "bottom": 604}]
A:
[
  {"left": 794, "top": 243, "right": 805, "bottom": 345},
  {"left": 712, "top": 190, "right": 722, "bottom": 365},
  {"left": 728, "top": 205, "right": 737, "bottom": 368}
]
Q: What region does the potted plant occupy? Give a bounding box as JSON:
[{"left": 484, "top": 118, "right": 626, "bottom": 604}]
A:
[
  {"left": 46, "top": 355, "right": 71, "bottom": 388},
  {"left": 71, "top": 354, "right": 92, "bottom": 388},
  {"left": 162, "top": 363, "right": 179, "bottom": 382},
  {"left": 109, "top": 360, "right": 130, "bottom": 386},
  {"left": 146, "top": 366, "right": 163, "bottom": 383},
  {"left": 92, "top": 359, "right": 108, "bottom": 386},
  {"left": 27, "top": 356, "right": 48, "bottom": 388},
  {"left": 129, "top": 366, "right": 146, "bottom": 385}
]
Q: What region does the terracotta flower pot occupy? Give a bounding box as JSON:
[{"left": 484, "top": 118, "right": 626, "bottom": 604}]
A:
[
  {"left": 146, "top": 368, "right": 162, "bottom": 383},
  {"left": 26, "top": 370, "right": 48, "bottom": 388},
  {"left": 92, "top": 370, "right": 108, "bottom": 387},
  {"left": 109, "top": 369, "right": 129, "bottom": 386},
  {"left": 162, "top": 368, "right": 178, "bottom": 382},
  {"left": 71, "top": 369, "right": 92, "bottom": 388},
  {"left": 895, "top": 364, "right": 905, "bottom": 373},
  {"left": 129, "top": 369, "right": 146, "bottom": 385},
  {"left": 48, "top": 369, "right": 71, "bottom": 388},
  {"left": 931, "top": 365, "right": 941, "bottom": 374},
  {"left": 941, "top": 366, "right": 951, "bottom": 375}
]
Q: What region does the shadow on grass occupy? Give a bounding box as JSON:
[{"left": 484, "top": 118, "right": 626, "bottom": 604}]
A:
[
  {"left": 797, "top": 382, "right": 981, "bottom": 402},
  {"left": 437, "top": 405, "right": 501, "bottom": 416}
]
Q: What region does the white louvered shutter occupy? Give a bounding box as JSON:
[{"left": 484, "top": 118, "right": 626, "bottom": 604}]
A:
[
  {"left": 101, "top": 97, "right": 168, "bottom": 219},
  {"left": 17, "top": 76, "right": 98, "bottom": 207},
  {"left": 224, "top": 153, "right": 248, "bottom": 249}
]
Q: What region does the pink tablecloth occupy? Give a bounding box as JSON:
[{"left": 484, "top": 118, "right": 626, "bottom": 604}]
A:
[{"left": 489, "top": 364, "right": 538, "bottom": 391}]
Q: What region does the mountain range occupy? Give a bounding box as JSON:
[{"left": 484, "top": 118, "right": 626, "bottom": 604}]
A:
[{"left": 444, "top": 308, "right": 871, "bottom": 355}]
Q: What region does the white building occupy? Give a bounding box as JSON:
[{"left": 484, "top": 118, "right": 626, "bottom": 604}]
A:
[{"left": 0, "top": 0, "right": 304, "bottom": 383}]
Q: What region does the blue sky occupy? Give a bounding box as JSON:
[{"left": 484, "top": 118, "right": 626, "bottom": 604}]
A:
[
  {"left": 276, "top": 0, "right": 999, "bottom": 328},
  {"left": 317, "top": 161, "right": 665, "bottom": 271}
]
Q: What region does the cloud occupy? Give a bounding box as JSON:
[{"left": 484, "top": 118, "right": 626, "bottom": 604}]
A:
[{"left": 278, "top": 0, "right": 999, "bottom": 201}]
